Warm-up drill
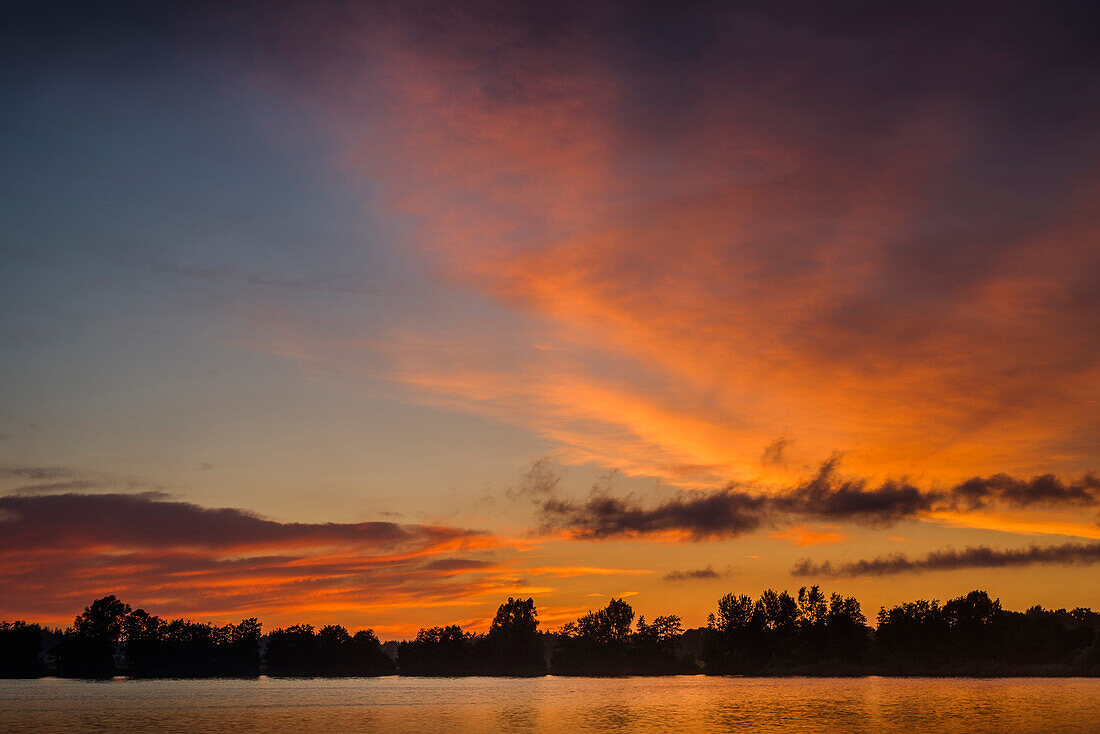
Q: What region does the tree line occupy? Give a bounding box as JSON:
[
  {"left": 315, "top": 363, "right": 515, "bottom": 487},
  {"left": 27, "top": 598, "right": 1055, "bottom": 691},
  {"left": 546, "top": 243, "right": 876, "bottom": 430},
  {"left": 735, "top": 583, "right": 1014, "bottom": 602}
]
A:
[{"left": 2, "top": 588, "right": 1098, "bottom": 678}]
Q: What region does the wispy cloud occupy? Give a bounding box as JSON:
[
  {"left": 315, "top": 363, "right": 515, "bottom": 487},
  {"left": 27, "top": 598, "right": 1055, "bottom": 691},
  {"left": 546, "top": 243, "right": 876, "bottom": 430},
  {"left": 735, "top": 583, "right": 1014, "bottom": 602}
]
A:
[
  {"left": 0, "top": 464, "right": 164, "bottom": 496},
  {"left": 310, "top": 3, "right": 1100, "bottom": 487}
]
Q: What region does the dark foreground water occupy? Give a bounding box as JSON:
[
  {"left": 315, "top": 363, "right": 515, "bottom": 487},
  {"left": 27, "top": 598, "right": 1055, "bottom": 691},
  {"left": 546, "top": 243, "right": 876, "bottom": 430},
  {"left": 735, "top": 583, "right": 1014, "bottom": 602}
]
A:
[{"left": 1, "top": 676, "right": 1098, "bottom": 733}]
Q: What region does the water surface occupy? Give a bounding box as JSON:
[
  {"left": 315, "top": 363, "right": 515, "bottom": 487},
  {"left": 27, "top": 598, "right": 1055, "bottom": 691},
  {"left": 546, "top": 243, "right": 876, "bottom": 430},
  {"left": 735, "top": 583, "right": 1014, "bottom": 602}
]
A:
[{"left": 1, "top": 676, "right": 1097, "bottom": 733}]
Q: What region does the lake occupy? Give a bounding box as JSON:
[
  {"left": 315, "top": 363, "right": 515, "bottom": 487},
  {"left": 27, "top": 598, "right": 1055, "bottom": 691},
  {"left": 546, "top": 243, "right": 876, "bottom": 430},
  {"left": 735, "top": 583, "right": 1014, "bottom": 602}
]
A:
[{"left": 1, "top": 676, "right": 1098, "bottom": 733}]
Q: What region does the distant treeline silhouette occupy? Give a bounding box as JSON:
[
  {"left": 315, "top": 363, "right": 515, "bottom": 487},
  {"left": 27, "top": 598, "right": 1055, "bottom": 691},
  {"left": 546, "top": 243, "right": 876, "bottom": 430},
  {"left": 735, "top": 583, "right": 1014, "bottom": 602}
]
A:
[{"left": 2, "top": 588, "right": 1098, "bottom": 678}]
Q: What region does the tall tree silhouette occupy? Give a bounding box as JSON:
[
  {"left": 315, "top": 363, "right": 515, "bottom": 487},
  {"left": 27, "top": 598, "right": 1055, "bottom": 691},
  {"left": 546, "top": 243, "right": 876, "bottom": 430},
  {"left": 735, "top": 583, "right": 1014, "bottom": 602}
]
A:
[
  {"left": 55, "top": 595, "right": 131, "bottom": 678},
  {"left": 480, "top": 597, "right": 545, "bottom": 675}
]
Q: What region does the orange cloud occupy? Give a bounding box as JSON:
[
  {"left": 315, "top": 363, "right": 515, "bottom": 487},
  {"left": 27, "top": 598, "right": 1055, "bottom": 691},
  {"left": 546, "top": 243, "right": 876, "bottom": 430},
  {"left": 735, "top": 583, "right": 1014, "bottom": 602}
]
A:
[
  {"left": 271, "top": 5, "right": 1100, "bottom": 491},
  {"left": 924, "top": 511, "right": 1100, "bottom": 541}
]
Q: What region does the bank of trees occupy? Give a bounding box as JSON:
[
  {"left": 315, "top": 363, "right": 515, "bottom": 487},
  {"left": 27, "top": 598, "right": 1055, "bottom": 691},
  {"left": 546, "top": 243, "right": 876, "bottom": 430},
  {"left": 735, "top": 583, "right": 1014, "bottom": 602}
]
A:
[
  {"left": 49, "top": 596, "right": 263, "bottom": 678},
  {"left": 2, "top": 595, "right": 385, "bottom": 678},
  {"left": 704, "top": 586, "right": 869, "bottom": 673},
  {"left": 875, "top": 590, "right": 1100, "bottom": 674},
  {"left": 2, "top": 589, "right": 1097, "bottom": 678}
]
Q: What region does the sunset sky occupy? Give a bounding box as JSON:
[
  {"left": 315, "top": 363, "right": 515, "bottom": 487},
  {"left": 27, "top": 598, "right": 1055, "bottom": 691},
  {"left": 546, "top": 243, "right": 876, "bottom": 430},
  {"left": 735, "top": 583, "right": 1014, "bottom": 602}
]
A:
[{"left": 2, "top": 1, "right": 1098, "bottom": 637}]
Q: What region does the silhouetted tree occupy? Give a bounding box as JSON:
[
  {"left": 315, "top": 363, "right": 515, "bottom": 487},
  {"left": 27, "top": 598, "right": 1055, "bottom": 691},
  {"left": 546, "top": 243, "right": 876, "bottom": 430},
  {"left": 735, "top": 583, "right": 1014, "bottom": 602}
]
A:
[
  {"left": 873, "top": 590, "right": 1011, "bottom": 671},
  {"left": 875, "top": 599, "right": 949, "bottom": 665},
  {"left": 123, "top": 608, "right": 164, "bottom": 677},
  {"left": 217, "top": 618, "right": 262, "bottom": 677},
  {"left": 756, "top": 589, "right": 801, "bottom": 661},
  {"left": 346, "top": 628, "right": 396, "bottom": 676},
  {"left": 55, "top": 595, "right": 131, "bottom": 678},
  {"left": 480, "top": 597, "right": 546, "bottom": 675},
  {"left": 0, "top": 622, "right": 44, "bottom": 677},
  {"left": 797, "top": 585, "right": 828, "bottom": 662},
  {"left": 944, "top": 590, "right": 1003, "bottom": 660},
  {"left": 266, "top": 624, "right": 321, "bottom": 676},
  {"left": 825, "top": 592, "right": 868, "bottom": 661},
  {"left": 398, "top": 625, "right": 476, "bottom": 676},
  {"left": 705, "top": 587, "right": 868, "bottom": 673},
  {"left": 705, "top": 593, "right": 760, "bottom": 672},
  {"left": 122, "top": 609, "right": 261, "bottom": 678},
  {"left": 265, "top": 622, "right": 392, "bottom": 676},
  {"left": 552, "top": 599, "right": 693, "bottom": 675},
  {"left": 310, "top": 624, "right": 394, "bottom": 676},
  {"left": 552, "top": 598, "right": 634, "bottom": 675},
  {"left": 631, "top": 614, "right": 690, "bottom": 673}
]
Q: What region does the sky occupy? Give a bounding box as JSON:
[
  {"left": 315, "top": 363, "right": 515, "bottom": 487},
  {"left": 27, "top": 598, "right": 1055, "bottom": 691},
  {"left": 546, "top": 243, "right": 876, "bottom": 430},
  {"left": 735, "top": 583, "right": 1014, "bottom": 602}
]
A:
[{"left": 1, "top": 0, "right": 1098, "bottom": 637}]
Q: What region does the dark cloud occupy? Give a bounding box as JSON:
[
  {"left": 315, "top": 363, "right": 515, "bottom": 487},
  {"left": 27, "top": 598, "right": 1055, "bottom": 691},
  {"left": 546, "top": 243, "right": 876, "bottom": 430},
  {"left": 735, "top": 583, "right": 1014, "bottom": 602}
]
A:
[
  {"left": 541, "top": 488, "right": 767, "bottom": 540},
  {"left": 539, "top": 458, "right": 1099, "bottom": 540},
  {"left": 663, "top": 565, "right": 724, "bottom": 582},
  {"left": 0, "top": 492, "right": 483, "bottom": 553},
  {"left": 792, "top": 541, "right": 1100, "bottom": 578},
  {"left": 773, "top": 457, "right": 934, "bottom": 526},
  {"left": 951, "top": 473, "right": 1100, "bottom": 510},
  {"left": 0, "top": 492, "right": 509, "bottom": 626}
]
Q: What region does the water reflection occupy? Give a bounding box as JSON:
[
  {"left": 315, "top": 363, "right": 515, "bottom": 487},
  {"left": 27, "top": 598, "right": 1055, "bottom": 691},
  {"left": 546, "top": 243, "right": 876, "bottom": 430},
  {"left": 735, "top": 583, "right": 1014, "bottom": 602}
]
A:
[{"left": 0, "top": 676, "right": 1097, "bottom": 733}]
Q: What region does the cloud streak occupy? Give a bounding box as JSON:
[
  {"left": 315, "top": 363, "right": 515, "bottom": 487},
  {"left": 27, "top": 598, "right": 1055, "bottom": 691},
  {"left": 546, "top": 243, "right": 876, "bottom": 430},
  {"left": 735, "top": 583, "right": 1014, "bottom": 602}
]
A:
[
  {"left": 792, "top": 541, "right": 1100, "bottom": 578},
  {"left": 0, "top": 492, "right": 477, "bottom": 552},
  {"left": 663, "top": 566, "right": 724, "bottom": 582}
]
